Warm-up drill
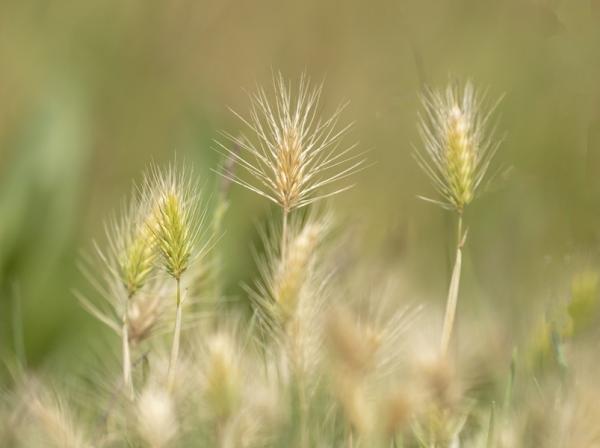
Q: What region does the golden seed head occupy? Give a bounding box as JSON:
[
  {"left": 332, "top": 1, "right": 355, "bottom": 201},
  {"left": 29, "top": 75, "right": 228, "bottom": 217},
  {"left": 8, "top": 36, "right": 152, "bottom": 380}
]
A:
[
  {"left": 203, "top": 334, "right": 241, "bottom": 421},
  {"left": 382, "top": 390, "right": 413, "bottom": 436},
  {"left": 326, "top": 307, "right": 377, "bottom": 375},
  {"left": 416, "top": 81, "right": 502, "bottom": 212},
  {"left": 218, "top": 73, "right": 363, "bottom": 211},
  {"left": 273, "top": 221, "right": 323, "bottom": 320},
  {"left": 25, "top": 385, "right": 88, "bottom": 448}
]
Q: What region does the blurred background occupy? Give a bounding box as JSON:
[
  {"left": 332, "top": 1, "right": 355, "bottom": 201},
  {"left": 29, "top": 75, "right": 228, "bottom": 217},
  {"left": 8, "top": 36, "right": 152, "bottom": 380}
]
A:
[{"left": 1, "top": 0, "right": 600, "bottom": 381}]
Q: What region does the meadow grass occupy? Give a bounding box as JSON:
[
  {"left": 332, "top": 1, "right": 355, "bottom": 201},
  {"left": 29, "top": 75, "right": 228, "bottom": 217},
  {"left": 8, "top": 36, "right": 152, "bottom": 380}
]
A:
[{"left": 2, "top": 75, "right": 600, "bottom": 448}]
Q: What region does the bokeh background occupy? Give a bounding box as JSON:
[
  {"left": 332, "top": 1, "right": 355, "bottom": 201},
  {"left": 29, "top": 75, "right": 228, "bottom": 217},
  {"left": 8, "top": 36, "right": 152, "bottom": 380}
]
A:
[{"left": 1, "top": 0, "right": 600, "bottom": 381}]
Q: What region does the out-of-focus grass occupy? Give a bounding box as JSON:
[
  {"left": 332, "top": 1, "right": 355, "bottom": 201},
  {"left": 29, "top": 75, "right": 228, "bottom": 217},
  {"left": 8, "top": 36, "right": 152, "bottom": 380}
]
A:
[{"left": 1, "top": 0, "right": 600, "bottom": 378}]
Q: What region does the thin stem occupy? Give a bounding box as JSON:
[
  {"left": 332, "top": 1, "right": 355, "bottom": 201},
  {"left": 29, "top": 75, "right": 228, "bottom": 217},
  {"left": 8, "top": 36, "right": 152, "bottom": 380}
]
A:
[
  {"left": 289, "top": 324, "right": 308, "bottom": 448},
  {"left": 282, "top": 207, "right": 289, "bottom": 262},
  {"left": 296, "top": 370, "right": 308, "bottom": 448},
  {"left": 122, "top": 302, "right": 133, "bottom": 399},
  {"left": 167, "top": 278, "right": 182, "bottom": 391},
  {"left": 440, "top": 213, "right": 464, "bottom": 356},
  {"left": 457, "top": 212, "right": 463, "bottom": 249},
  {"left": 11, "top": 283, "right": 26, "bottom": 368}
]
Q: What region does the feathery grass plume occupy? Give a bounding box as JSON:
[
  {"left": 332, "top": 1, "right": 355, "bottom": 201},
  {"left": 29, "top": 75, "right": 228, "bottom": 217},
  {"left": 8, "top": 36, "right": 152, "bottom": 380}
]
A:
[
  {"left": 137, "top": 384, "right": 178, "bottom": 448},
  {"left": 110, "top": 199, "right": 157, "bottom": 299},
  {"left": 415, "top": 80, "right": 503, "bottom": 356},
  {"left": 202, "top": 333, "right": 242, "bottom": 424},
  {"left": 251, "top": 213, "right": 330, "bottom": 340},
  {"left": 197, "top": 331, "right": 248, "bottom": 447},
  {"left": 412, "top": 357, "right": 470, "bottom": 447},
  {"left": 325, "top": 300, "right": 419, "bottom": 443},
  {"left": 184, "top": 319, "right": 287, "bottom": 448},
  {"left": 416, "top": 81, "right": 502, "bottom": 212},
  {"left": 272, "top": 220, "right": 325, "bottom": 322},
  {"left": 77, "top": 188, "right": 156, "bottom": 399},
  {"left": 21, "top": 382, "right": 89, "bottom": 448},
  {"left": 143, "top": 162, "right": 210, "bottom": 390},
  {"left": 248, "top": 212, "right": 331, "bottom": 448},
  {"left": 217, "top": 73, "right": 363, "bottom": 260}
]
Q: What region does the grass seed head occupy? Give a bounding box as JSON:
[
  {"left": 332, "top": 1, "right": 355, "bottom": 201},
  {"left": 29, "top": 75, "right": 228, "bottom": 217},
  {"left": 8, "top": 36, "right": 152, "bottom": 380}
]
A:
[
  {"left": 111, "top": 201, "right": 156, "bottom": 298},
  {"left": 218, "top": 73, "right": 363, "bottom": 212},
  {"left": 137, "top": 385, "right": 178, "bottom": 448},
  {"left": 326, "top": 306, "right": 379, "bottom": 376},
  {"left": 272, "top": 220, "right": 324, "bottom": 320},
  {"left": 203, "top": 333, "right": 242, "bottom": 422},
  {"left": 144, "top": 164, "right": 206, "bottom": 281},
  {"left": 416, "top": 81, "right": 502, "bottom": 212},
  {"left": 23, "top": 383, "right": 89, "bottom": 448}
]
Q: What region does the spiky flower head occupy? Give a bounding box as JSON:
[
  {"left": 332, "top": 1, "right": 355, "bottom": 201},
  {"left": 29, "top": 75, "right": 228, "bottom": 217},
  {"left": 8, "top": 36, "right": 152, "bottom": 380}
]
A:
[
  {"left": 416, "top": 81, "right": 502, "bottom": 212},
  {"left": 218, "top": 73, "right": 364, "bottom": 212},
  {"left": 252, "top": 215, "right": 329, "bottom": 329},
  {"left": 76, "top": 187, "right": 165, "bottom": 341},
  {"left": 202, "top": 333, "right": 242, "bottom": 421},
  {"left": 144, "top": 164, "right": 207, "bottom": 281},
  {"left": 272, "top": 220, "right": 324, "bottom": 320},
  {"left": 108, "top": 198, "right": 156, "bottom": 298},
  {"left": 137, "top": 385, "right": 178, "bottom": 448}
]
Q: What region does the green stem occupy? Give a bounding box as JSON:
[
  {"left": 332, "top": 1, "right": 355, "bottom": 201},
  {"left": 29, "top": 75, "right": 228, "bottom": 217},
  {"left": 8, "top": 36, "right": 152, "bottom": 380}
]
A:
[
  {"left": 440, "top": 213, "right": 464, "bottom": 356},
  {"left": 167, "top": 278, "right": 182, "bottom": 391}
]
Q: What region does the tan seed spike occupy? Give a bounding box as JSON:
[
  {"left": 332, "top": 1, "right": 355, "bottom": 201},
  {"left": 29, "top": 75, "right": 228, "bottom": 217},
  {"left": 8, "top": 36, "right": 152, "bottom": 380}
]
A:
[{"left": 217, "top": 73, "right": 364, "bottom": 212}]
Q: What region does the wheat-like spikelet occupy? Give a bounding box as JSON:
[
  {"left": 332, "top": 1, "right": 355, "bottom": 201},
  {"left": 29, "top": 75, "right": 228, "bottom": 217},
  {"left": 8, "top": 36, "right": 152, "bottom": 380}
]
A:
[
  {"left": 416, "top": 81, "right": 502, "bottom": 212},
  {"left": 77, "top": 187, "right": 159, "bottom": 399},
  {"left": 77, "top": 192, "right": 156, "bottom": 330},
  {"left": 143, "top": 162, "right": 211, "bottom": 390},
  {"left": 144, "top": 164, "right": 208, "bottom": 282},
  {"left": 415, "top": 81, "right": 503, "bottom": 356},
  {"left": 272, "top": 221, "right": 325, "bottom": 321},
  {"left": 251, "top": 213, "right": 330, "bottom": 334},
  {"left": 246, "top": 213, "right": 332, "bottom": 447},
  {"left": 217, "top": 73, "right": 363, "bottom": 213},
  {"left": 202, "top": 333, "right": 242, "bottom": 423},
  {"left": 136, "top": 384, "right": 178, "bottom": 448},
  {"left": 108, "top": 199, "right": 157, "bottom": 299},
  {"left": 21, "top": 382, "right": 89, "bottom": 448},
  {"left": 325, "top": 297, "right": 420, "bottom": 443}
]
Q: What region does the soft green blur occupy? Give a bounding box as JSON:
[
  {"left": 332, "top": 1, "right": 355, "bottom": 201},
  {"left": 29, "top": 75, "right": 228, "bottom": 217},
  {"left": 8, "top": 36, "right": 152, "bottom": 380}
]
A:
[{"left": 1, "top": 0, "right": 600, "bottom": 378}]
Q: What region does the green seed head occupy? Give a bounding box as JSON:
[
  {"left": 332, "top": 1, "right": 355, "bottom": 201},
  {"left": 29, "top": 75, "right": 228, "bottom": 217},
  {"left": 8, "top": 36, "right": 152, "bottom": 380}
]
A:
[
  {"left": 416, "top": 81, "right": 502, "bottom": 212},
  {"left": 143, "top": 164, "right": 206, "bottom": 282}
]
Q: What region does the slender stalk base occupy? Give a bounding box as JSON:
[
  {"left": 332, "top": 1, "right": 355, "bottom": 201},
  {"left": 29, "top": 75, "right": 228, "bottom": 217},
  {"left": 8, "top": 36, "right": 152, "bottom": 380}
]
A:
[
  {"left": 296, "top": 371, "right": 308, "bottom": 448},
  {"left": 122, "top": 308, "right": 133, "bottom": 399},
  {"left": 282, "top": 208, "right": 289, "bottom": 262},
  {"left": 440, "top": 214, "right": 464, "bottom": 356},
  {"left": 167, "top": 279, "right": 182, "bottom": 391}
]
